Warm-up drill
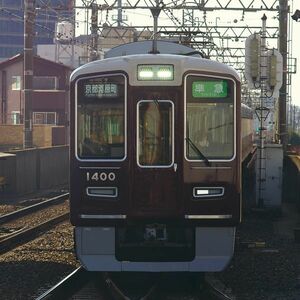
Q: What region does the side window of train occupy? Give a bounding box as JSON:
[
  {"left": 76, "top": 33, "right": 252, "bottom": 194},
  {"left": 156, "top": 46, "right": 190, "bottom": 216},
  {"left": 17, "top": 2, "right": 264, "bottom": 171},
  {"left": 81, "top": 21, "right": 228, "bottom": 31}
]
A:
[
  {"left": 76, "top": 74, "right": 126, "bottom": 160},
  {"left": 185, "top": 75, "right": 235, "bottom": 161}
]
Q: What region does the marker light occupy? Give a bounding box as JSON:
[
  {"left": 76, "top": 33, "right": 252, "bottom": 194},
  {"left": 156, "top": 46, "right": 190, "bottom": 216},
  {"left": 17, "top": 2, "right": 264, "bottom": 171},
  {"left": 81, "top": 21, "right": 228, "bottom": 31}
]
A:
[
  {"left": 196, "top": 189, "right": 209, "bottom": 195},
  {"left": 193, "top": 187, "right": 224, "bottom": 198},
  {"left": 138, "top": 65, "right": 174, "bottom": 81}
]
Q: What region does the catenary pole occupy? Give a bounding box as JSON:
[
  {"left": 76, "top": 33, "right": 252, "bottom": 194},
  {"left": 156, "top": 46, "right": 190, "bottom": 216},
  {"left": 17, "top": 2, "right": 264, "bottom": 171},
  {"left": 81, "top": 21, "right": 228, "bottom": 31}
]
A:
[
  {"left": 278, "top": 0, "right": 288, "bottom": 146},
  {"left": 90, "top": 2, "right": 99, "bottom": 61},
  {"left": 24, "top": 0, "right": 35, "bottom": 148}
]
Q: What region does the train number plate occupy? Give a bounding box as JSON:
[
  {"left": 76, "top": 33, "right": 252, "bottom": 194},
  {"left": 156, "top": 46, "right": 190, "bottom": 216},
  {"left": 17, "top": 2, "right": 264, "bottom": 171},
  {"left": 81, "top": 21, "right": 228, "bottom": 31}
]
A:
[{"left": 144, "top": 224, "right": 167, "bottom": 241}]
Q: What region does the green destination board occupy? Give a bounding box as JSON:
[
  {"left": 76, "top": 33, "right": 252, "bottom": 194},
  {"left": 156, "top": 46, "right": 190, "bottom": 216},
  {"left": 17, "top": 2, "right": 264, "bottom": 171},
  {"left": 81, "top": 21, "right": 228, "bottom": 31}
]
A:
[{"left": 192, "top": 80, "right": 228, "bottom": 98}]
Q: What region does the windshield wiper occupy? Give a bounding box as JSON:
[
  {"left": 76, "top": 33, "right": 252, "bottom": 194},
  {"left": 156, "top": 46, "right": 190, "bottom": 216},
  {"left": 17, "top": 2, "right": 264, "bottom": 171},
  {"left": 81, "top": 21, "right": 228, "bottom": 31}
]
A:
[
  {"left": 152, "top": 98, "right": 159, "bottom": 108},
  {"left": 185, "top": 137, "right": 210, "bottom": 166},
  {"left": 208, "top": 121, "right": 233, "bottom": 131}
]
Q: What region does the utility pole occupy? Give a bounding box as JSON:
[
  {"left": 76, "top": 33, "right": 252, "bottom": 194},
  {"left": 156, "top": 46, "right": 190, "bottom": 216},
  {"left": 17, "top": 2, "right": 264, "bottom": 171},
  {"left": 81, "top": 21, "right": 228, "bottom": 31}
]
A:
[
  {"left": 24, "top": 0, "right": 35, "bottom": 148},
  {"left": 256, "top": 14, "right": 269, "bottom": 208},
  {"left": 117, "top": 0, "right": 123, "bottom": 27},
  {"left": 90, "top": 2, "right": 99, "bottom": 61},
  {"left": 278, "top": 0, "right": 288, "bottom": 147}
]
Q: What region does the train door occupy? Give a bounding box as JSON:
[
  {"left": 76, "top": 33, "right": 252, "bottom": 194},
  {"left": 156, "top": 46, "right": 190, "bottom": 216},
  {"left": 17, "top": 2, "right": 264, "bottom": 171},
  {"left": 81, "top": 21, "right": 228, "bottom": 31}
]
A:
[{"left": 131, "top": 89, "right": 181, "bottom": 216}]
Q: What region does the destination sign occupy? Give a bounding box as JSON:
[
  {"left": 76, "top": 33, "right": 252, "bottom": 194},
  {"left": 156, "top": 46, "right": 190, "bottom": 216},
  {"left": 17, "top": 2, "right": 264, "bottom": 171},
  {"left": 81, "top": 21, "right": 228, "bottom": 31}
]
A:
[
  {"left": 84, "top": 83, "right": 118, "bottom": 98},
  {"left": 192, "top": 80, "right": 228, "bottom": 98}
]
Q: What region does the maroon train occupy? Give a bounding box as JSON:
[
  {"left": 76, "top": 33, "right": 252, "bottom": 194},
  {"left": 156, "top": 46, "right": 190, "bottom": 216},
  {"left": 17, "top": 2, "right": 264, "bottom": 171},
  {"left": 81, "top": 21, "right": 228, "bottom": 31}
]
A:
[{"left": 69, "top": 41, "right": 255, "bottom": 272}]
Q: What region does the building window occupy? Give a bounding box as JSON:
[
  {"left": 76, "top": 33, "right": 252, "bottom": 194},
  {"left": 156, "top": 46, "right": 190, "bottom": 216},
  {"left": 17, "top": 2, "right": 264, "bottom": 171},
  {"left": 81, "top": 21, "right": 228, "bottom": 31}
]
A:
[
  {"left": 33, "top": 112, "right": 57, "bottom": 125},
  {"left": 11, "top": 111, "right": 21, "bottom": 124},
  {"left": 33, "top": 76, "right": 58, "bottom": 90},
  {"left": 12, "top": 76, "right": 21, "bottom": 90}
]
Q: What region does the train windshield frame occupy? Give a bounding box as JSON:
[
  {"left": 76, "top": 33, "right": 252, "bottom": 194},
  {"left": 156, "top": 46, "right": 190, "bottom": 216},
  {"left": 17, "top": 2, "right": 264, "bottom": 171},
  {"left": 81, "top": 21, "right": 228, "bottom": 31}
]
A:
[
  {"left": 184, "top": 74, "right": 236, "bottom": 162},
  {"left": 75, "top": 73, "right": 127, "bottom": 161}
]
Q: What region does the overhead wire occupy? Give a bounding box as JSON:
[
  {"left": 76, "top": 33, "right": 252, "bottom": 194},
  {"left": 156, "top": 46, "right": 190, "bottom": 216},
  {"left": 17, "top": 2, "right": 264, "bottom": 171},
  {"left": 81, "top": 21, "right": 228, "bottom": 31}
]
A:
[
  {"left": 0, "top": 0, "right": 283, "bottom": 71},
  {"left": 0, "top": 7, "right": 94, "bottom": 52}
]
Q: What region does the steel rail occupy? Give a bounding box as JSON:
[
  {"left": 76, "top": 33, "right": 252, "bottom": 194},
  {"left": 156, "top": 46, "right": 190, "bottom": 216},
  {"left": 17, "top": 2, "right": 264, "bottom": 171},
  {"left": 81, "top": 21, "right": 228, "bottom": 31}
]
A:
[
  {"left": 140, "top": 284, "right": 158, "bottom": 300},
  {"left": 36, "top": 269, "right": 130, "bottom": 300},
  {"left": 35, "top": 267, "right": 92, "bottom": 300},
  {"left": 36, "top": 270, "right": 235, "bottom": 300},
  {"left": 207, "top": 288, "right": 234, "bottom": 300},
  {"left": 0, "top": 212, "right": 69, "bottom": 255},
  {"left": 0, "top": 192, "right": 69, "bottom": 225},
  {"left": 103, "top": 273, "right": 131, "bottom": 300},
  {"left": 205, "top": 275, "right": 234, "bottom": 300}
]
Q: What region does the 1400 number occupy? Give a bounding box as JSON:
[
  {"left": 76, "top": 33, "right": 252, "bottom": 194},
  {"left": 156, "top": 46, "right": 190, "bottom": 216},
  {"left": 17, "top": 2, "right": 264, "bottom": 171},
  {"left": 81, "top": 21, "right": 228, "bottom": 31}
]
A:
[{"left": 86, "top": 172, "right": 116, "bottom": 182}]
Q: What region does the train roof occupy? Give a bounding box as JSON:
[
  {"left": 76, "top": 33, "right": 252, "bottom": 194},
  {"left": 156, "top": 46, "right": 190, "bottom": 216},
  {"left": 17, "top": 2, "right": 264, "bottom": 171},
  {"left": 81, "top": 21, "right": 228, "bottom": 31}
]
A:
[
  {"left": 71, "top": 42, "right": 240, "bottom": 84},
  {"left": 104, "top": 40, "right": 203, "bottom": 58}
]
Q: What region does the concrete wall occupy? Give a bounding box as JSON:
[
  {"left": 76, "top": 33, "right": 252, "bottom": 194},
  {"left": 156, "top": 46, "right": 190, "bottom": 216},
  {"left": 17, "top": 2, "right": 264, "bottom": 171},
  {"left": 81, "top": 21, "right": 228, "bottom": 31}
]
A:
[
  {"left": 0, "top": 125, "right": 23, "bottom": 146},
  {"left": 0, "top": 153, "right": 16, "bottom": 193},
  {"left": 52, "top": 127, "right": 67, "bottom": 146},
  {"left": 12, "top": 148, "right": 38, "bottom": 194},
  {"left": 38, "top": 146, "right": 69, "bottom": 190},
  {"left": 33, "top": 126, "right": 53, "bottom": 147},
  {"left": 0, "top": 125, "right": 66, "bottom": 147},
  {"left": 0, "top": 146, "right": 69, "bottom": 195}
]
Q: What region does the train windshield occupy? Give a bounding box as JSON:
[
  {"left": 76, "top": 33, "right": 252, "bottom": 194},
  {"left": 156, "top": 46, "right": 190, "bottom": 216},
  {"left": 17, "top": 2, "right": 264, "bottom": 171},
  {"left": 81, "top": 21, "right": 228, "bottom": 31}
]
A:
[
  {"left": 76, "top": 74, "right": 126, "bottom": 160},
  {"left": 185, "top": 75, "right": 235, "bottom": 160}
]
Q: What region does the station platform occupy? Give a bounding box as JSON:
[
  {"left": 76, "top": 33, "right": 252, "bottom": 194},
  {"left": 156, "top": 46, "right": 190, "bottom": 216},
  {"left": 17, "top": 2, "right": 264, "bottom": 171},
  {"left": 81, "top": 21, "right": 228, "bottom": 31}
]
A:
[{"left": 274, "top": 202, "right": 300, "bottom": 240}]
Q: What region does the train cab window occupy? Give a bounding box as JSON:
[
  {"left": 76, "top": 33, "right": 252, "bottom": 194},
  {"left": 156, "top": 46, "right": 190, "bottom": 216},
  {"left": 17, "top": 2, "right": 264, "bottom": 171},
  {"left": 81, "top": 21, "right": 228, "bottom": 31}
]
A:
[
  {"left": 185, "top": 75, "right": 235, "bottom": 160},
  {"left": 76, "top": 74, "right": 126, "bottom": 160},
  {"left": 137, "top": 100, "right": 174, "bottom": 167}
]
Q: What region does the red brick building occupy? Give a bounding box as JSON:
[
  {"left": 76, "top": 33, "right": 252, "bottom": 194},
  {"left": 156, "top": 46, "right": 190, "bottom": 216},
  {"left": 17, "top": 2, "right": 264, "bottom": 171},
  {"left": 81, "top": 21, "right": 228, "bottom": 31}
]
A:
[{"left": 0, "top": 54, "right": 71, "bottom": 127}]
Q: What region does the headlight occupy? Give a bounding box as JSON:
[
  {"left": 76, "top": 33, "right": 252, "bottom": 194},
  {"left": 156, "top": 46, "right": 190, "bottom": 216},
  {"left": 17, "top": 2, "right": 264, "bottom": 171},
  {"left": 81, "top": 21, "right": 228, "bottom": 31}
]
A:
[{"left": 137, "top": 64, "right": 174, "bottom": 81}]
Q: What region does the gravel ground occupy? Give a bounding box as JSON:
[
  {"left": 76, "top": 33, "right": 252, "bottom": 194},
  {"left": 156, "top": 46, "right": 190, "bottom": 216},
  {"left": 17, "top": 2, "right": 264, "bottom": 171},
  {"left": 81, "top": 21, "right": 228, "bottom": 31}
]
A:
[
  {"left": 217, "top": 205, "right": 300, "bottom": 300},
  {"left": 0, "top": 221, "right": 78, "bottom": 300},
  {"left": 0, "top": 200, "right": 69, "bottom": 237},
  {"left": 0, "top": 204, "right": 23, "bottom": 216},
  {"left": 0, "top": 188, "right": 76, "bottom": 300},
  {"left": 0, "top": 186, "right": 68, "bottom": 216}
]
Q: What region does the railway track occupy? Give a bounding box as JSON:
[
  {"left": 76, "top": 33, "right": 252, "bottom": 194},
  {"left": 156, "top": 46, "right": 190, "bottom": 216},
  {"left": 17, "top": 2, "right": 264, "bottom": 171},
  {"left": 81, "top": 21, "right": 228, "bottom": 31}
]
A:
[
  {"left": 35, "top": 269, "right": 235, "bottom": 300},
  {"left": 36, "top": 267, "right": 92, "bottom": 300},
  {"left": 0, "top": 193, "right": 70, "bottom": 254},
  {"left": 0, "top": 193, "right": 69, "bottom": 225},
  {"left": 202, "top": 275, "right": 235, "bottom": 300},
  {"left": 35, "top": 267, "right": 127, "bottom": 300},
  {"left": 0, "top": 212, "right": 69, "bottom": 254}
]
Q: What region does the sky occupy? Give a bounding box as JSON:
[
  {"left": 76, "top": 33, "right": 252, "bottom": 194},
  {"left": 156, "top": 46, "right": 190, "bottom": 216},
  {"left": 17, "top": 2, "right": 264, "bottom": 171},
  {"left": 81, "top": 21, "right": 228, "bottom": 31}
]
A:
[{"left": 75, "top": 0, "right": 300, "bottom": 106}]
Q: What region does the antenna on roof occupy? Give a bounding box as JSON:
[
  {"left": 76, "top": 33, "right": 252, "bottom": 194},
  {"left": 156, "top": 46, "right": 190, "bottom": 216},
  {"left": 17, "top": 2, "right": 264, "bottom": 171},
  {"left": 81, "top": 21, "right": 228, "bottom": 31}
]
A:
[{"left": 149, "top": 0, "right": 163, "bottom": 54}]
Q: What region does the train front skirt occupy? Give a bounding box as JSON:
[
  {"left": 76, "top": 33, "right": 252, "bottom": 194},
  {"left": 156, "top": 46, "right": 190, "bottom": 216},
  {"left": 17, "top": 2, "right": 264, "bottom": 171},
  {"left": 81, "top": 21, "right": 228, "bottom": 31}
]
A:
[{"left": 75, "top": 226, "right": 235, "bottom": 272}]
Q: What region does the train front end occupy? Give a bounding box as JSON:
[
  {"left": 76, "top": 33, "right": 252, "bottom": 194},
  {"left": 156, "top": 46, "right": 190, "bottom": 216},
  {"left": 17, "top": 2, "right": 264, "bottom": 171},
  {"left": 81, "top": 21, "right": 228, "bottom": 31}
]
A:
[{"left": 70, "top": 53, "right": 241, "bottom": 272}]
